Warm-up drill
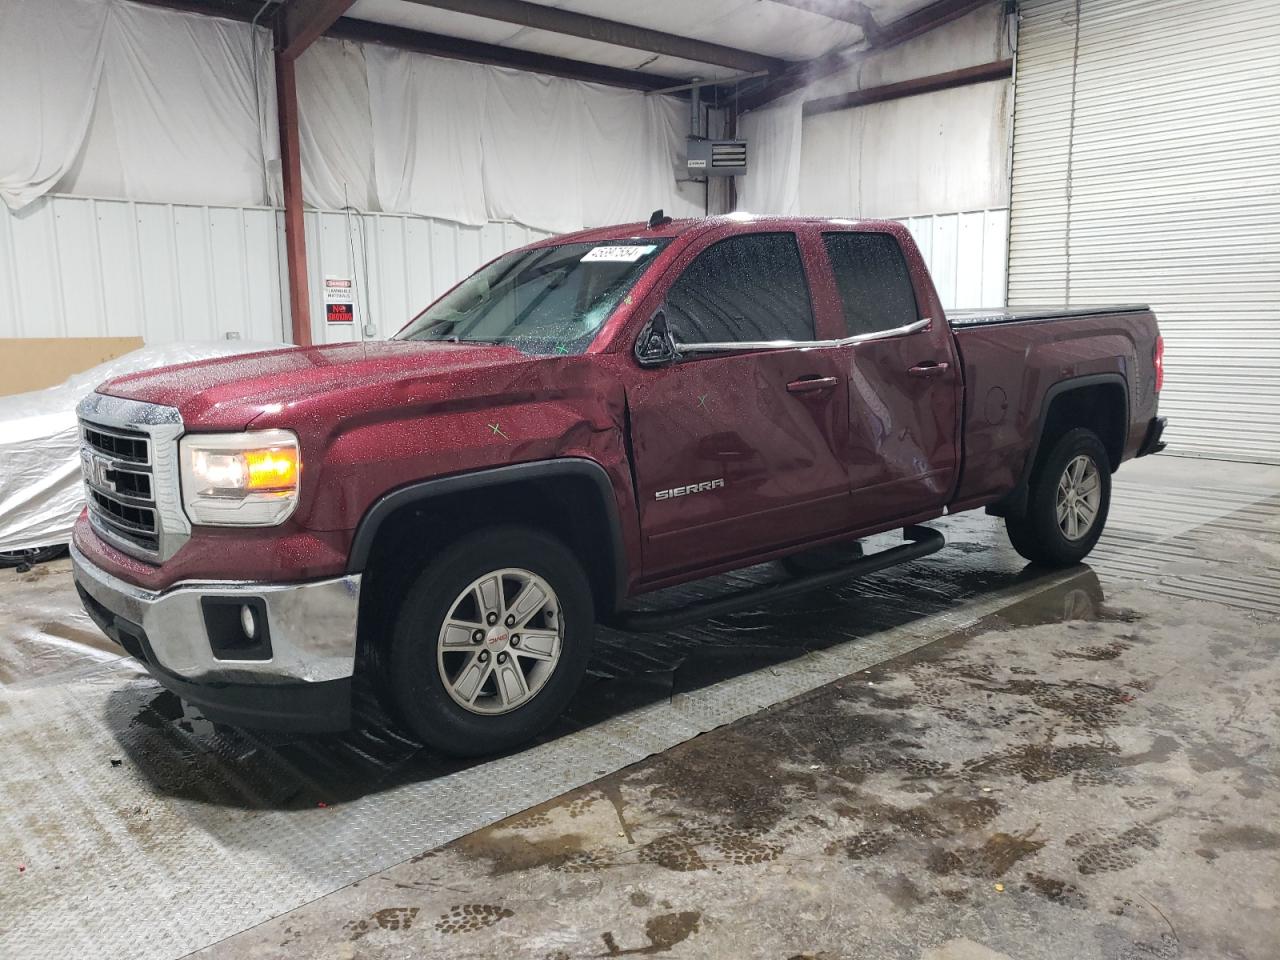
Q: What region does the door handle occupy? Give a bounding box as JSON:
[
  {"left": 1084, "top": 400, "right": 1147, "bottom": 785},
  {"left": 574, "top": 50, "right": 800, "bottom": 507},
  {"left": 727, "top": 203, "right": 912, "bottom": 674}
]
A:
[
  {"left": 786, "top": 376, "right": 839, "bottom": 394},
  {"left": 908, "top": 361, "right": 950, "bottom": 379}
]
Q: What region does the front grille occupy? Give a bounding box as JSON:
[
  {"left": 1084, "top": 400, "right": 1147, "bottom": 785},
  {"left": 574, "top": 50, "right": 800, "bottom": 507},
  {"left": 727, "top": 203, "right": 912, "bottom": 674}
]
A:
[
  {"left": 80, "top": 421, "right": 160, "bottom": 557},
  {"left": 84, "top": 425, "right": 149, "bottom": 464}
]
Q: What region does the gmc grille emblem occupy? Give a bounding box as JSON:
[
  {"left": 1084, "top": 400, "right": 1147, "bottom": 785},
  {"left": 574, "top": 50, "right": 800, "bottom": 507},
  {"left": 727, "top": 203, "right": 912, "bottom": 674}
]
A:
[{"left": 81, "top": 452, "right": 116, "bottom": 492}]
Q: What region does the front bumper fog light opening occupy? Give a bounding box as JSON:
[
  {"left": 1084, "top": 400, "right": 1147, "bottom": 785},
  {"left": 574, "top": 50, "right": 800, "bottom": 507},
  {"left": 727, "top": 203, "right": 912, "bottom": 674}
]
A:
[{"left": 201, "top": 596, "right": 273, "bottom": 661}]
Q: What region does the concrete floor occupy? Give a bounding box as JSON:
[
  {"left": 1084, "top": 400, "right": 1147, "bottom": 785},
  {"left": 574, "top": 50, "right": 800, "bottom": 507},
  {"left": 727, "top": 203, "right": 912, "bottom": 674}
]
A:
[{"left": 2, "top": 455, "right": 1278, "bottom": 959}]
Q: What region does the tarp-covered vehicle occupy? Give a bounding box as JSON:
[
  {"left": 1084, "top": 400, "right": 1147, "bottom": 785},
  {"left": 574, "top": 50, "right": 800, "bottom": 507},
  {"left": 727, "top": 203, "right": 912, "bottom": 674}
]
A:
[{"left": 0, "top": 342, "right": 282, "bottom": 566}]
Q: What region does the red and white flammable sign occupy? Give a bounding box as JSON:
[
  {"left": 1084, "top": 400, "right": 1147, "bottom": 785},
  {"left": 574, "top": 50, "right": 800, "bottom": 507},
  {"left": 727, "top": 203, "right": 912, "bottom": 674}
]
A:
[{"left": 324, "top": 277, "right": 354, "bottom": 324}]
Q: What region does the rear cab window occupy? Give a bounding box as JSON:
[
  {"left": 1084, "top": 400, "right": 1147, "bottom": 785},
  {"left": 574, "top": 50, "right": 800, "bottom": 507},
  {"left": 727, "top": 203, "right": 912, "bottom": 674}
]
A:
[
  {"left": 666, "top": 232, "right": 815, "bottom": 344},
  {"left": 822, "top": 232, "right": 920, "bottom": 338}
]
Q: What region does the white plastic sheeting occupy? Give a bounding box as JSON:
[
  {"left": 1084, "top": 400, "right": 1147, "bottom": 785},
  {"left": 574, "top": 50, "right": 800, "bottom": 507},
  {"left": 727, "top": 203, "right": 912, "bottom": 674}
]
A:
[
  {"left": 366, "top": 47, "right": 489, "bottom": 226},
  {"left": 736, "top": 99, "right": 803, "bottom": 215},
  {"left": 62, "top": 2, "right": 280, "bottom": 207},
  {"left": 297, "top": 39, "right": 378, "bottom": 212},
  {"left": 0, "top": 341, "right": 283, "bottom": 552},
  {"left": 3, "top": 0, "right": 697, "bottom": 234},
  {"left": 0, "top": 0, "right": 110, "bottom": 210},
  {"left": 359, "top": 44, "right": 698, "bottom": 232},
  {"left": 6, "top": 0, "right": 280, "bottom": 210},
  {"left": 736, "top": 3, "right": 1010, "bottom": 221},
  {"left": 798, "top": 79, "right": 1010, "bottom": 219}
]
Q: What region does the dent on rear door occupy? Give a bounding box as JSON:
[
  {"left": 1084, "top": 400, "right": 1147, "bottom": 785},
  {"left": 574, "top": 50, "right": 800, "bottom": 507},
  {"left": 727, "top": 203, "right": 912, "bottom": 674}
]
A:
[{"left": 844, "top": 334, "right": 960, "bottom": 524}]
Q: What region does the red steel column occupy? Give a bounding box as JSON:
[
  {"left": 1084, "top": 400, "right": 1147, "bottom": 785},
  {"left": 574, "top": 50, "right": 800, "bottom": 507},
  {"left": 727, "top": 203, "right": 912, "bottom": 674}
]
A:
[{"left": 275, "top": 51, "right": 312, "bottom": 347}]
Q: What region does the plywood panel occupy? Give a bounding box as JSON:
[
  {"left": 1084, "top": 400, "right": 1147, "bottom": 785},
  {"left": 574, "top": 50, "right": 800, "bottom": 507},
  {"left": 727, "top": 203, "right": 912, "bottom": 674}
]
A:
[{"left": 0, "top": 337, "right": 144, "bottom": 396}]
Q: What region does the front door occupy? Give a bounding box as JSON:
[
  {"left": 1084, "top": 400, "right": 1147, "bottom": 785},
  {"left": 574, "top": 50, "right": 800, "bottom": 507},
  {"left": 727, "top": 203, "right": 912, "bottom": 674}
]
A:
[{"left": 626, "top": 231, "right": 851, "bottom": 580}]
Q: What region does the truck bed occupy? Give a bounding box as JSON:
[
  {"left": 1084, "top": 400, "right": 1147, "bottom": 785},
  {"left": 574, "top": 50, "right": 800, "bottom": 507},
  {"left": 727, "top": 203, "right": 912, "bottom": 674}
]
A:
[
  {"left": 947, "top": 304, "right": 1161, "bottom": 511},
  {"left": 948, "top": 305, "right": 1151, "bottom": 328}
]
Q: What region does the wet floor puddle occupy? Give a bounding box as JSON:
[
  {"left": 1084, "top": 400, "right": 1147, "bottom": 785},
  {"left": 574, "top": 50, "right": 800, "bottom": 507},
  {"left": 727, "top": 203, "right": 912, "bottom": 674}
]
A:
[{"left": 436, "top": 569, "right": 1174, "bottom": 917}]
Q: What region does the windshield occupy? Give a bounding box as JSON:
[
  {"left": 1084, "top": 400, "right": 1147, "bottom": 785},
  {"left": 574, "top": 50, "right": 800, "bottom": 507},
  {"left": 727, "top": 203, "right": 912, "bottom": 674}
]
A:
[{"left": 395, "top": 239, "right": 670, "bottom": 355}]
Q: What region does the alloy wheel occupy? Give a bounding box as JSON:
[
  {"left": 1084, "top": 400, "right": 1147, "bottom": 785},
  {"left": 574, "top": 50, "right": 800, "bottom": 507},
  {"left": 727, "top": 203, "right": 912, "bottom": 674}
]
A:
[
  {"left": 1056, "top": 454, "right": 1102, "bottom": 541},
  {"left": 436, "top": 568, "right": 563, "bottom": 715}
]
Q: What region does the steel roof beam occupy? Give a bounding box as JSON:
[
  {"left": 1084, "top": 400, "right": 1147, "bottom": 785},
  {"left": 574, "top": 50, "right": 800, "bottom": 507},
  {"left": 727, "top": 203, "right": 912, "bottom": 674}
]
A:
[
  {"left": 873, "top": 0, "right": 992, "bottom": 48},
  {"left": 125, "top": 0, "right": 687, "bottom": 91},
  {"left": 742, "top": 0, "right": 994, "bottom": 110},
  {"left": 402, "top": 0, "right": 788, "bottom": 75},
  {"left": 278, "top": 0, "right": 357, "bottom": 59},
  {"left": 802, "top": 57, "right": 1013, "bottom": 116},
  {"left": 328, "top": 18, "right": 686, "bottom": 90}
]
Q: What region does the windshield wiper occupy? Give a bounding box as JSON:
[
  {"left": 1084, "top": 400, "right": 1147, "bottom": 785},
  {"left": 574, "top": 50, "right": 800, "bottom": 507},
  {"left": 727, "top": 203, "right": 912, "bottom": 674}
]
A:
[{"left": 418, "top": 335, "right": 505, "bottom": 345}]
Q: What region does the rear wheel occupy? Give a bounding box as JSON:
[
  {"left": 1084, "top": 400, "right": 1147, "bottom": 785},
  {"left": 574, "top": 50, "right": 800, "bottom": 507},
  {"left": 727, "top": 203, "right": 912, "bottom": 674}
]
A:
[
  {"left": 384, "top": 525, "right": 593, "bottom": 756},
  {"left": 1005, "top": 428, "right": 1111, "bottom": 567}
]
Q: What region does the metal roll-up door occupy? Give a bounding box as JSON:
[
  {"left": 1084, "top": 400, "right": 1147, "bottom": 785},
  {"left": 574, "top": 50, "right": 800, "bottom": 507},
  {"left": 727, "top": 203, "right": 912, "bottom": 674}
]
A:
[{"left": 1008, "top": 0, "right": 1280, "bottom": 462}]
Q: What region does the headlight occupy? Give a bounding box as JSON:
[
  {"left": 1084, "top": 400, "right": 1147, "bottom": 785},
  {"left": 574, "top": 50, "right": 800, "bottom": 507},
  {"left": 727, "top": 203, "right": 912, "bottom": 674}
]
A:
[{"left": 179, "top": 430, "right": 301, "bottom": 526}]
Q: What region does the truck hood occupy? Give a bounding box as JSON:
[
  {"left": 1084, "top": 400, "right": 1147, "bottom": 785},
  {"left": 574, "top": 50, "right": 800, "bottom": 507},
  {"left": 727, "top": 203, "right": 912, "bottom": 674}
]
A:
[{"left": 98, "top": 340, "right": 534, "bottom": 429}]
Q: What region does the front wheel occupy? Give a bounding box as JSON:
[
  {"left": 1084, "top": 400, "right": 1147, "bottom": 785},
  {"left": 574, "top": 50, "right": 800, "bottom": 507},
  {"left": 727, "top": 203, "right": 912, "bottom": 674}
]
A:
[
  {"left": 384, "top": 525, "right": 594, "bottom": 756},
  {"left": 1005, "top": 427, "right": 1111, "bottom": 567}
]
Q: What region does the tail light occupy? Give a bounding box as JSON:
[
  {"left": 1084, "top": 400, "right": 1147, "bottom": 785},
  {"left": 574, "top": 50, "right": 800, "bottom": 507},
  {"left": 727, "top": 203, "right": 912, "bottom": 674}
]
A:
[{"left": 1154, "top": 335, "right": 1164, "bottom": 393}]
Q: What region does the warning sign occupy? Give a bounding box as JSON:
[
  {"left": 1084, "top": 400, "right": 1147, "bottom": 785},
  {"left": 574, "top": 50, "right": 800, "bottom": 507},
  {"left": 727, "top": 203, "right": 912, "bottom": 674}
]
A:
[{"left": 324, "top": 277, "right": 355, "bottom": 324}]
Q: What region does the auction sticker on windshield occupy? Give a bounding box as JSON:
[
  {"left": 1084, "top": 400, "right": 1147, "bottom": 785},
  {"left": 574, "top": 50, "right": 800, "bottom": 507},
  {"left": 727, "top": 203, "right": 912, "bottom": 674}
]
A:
[{"left": 581, "top": 245, "right": 656, "bottom": 263}]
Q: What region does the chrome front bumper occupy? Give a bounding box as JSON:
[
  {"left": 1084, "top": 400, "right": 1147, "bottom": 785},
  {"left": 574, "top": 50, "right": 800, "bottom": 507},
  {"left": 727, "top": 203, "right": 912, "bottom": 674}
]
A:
[{"left": 70, "top": 541, "right": 361, "bottom": 684}]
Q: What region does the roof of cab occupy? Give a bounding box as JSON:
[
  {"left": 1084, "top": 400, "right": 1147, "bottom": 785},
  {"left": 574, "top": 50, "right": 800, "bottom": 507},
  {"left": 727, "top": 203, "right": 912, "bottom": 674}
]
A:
[{"left": 532, "top": 214, "right": 901, "bottom": 248}]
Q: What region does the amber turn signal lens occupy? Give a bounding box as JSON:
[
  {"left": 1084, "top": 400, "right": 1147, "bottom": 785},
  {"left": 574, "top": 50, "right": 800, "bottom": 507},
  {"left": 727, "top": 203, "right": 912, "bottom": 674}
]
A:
[{"left": 244, "top": 448, "right": 300, "bottom": 492}]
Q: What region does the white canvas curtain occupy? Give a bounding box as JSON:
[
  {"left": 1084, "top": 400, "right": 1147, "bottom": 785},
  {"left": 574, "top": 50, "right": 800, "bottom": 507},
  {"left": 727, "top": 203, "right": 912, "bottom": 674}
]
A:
[
  {"left": 735, "top": 97, "right": 804, "bottom": 215},
  {"left": 59, "top": 1, "right": 280, "bottom": 207},
  {"left": 359, "top": 47, "right": 698, "bottom": 232},
  {"left": 481, "top": 67, "right": 585, "bottom": 233},
  {"left": 2, "top": 0, "right": 279, "bottom": 209},
  {"left": 365, "top": 47, "right": 489, "bottom": 226},
  {"left": 3, "top": 0, "right": 694, "bottom": 232},
  {"left": 0, "top": 0, "right": 111, "bottom": 209},
  {"left": 296, "top": 38, "right": 376, "bottom": 212}
]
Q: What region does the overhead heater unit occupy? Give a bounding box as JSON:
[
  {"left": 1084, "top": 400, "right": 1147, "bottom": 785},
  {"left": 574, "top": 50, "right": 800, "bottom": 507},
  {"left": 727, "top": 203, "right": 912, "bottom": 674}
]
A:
[{"left": 686, "top": 137, "right": 748, "bottom": 177}]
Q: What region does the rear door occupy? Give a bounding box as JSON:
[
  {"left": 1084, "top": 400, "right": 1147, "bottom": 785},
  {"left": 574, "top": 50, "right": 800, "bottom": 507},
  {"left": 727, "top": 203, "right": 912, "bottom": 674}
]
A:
[
  {"left": 626, "top": 230, "right": 852, "bottom": 579},
  {"left": 818, "top": 229, "right": 962, "bottom": 525}
]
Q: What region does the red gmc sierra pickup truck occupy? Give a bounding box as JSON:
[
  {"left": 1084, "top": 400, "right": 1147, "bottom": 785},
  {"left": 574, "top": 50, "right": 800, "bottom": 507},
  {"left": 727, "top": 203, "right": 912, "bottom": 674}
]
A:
[{"left": 71, "top": 214, "right": 1166, "bottom": 755}]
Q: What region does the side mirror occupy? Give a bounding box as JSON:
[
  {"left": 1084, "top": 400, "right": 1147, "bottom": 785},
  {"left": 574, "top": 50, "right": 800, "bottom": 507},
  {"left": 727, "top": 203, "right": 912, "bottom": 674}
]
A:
[{"left": 635, "top": 308, "right": 678, "bottom": 367}]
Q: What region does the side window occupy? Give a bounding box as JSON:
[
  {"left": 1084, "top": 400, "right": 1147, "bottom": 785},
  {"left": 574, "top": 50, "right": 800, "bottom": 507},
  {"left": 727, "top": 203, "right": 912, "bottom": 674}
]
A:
[
  {"left": 822, "top": 232, "right": 920, "bottom": 337},
  {"left": 666, "top": 233, "right": 815, "bottom": 344}
]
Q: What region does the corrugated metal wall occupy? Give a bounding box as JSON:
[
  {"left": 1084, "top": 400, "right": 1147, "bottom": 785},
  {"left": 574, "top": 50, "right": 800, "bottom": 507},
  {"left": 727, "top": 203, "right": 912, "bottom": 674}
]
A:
[
  {"left": 0, "top": 195, "right": 1004, "bottom": 343},
  {"left": 1009, "top": 0, "right": 1280, "bottom": 462},
  {"left": 0, "top": 195, "right": 286, "bottom": 344},
  {"left": 0, "top": 194, "right": 552, "bottom": 347},
  {"left": 305, "top": 210, "right": 551, "bottom": 344},
  {"left": 898, "top": 209, "right": 1008, "bottom": 310}
]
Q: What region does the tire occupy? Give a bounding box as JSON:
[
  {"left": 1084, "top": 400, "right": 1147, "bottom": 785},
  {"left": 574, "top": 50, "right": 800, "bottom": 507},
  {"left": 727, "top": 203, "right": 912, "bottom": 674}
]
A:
[
  {"left": 384, "top": 525, "right": 594, "bottom": 757},
  {"left": 1005, "top": 427, "right": 1111, "bottom": 567},
  {"left": 0, "top": 545, "right": 67, "bottom": 568}
]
